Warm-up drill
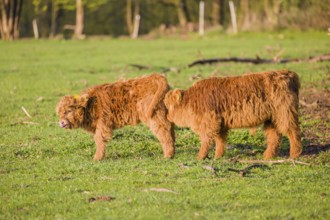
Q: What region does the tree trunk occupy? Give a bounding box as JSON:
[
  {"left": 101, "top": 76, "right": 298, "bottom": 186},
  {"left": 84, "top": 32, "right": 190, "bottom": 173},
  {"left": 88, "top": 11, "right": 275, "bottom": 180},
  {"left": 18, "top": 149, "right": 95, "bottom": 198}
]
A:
[
  {"left": 199, "top": 1, "right": 204, "bottom": 36},
  {"left": 240, "top": 0, "right": 250, "bottom": 31},
  {"left": 0, "top": 19, "right": 3, "bottom": 37},
  {"left": 181, "top": 0, "right": 190, "bottom": 22},
  {"left": 32, "top": 19, "right": 39, "bottom": 39},
  {"left": 0, "top": 0, "right": 23, "bottom": 40},
  {"left": 133, "top": 0, "right": 139, "bottom": 20},
  {"left": 162, "top": 0, "right": 189, "bottom": 28},
  {"left": 212, "top": 0, "right": 220, "bottom": 26},
  {"left": 74, "top": 0, "right": 84, "bottom": 39},
  {"left": 8, "top": 0, "right": 14, "bottom": 38},
  {"left": 40, "top": 5, "right": 49, "bottom": 38},
  {"left": 272, "top": 0, "right": 282, "bottom": 28},
  {"left": 219, "top": 0, "right": 225, "bottom": 26},
  {"left": 229, "top": 1, "right": 237, "bottom": 34},
  {"left": 264, "top": 0, "right": 282, "bottom": 29},
  {"left": 176, "top": 0, "right": 187, "bottom": 27},
  {"left": 13, "top": 0, "right": 22, "bottom": 39},
  {"left": 1, "top": 0, "right": 10, "bottom": 40},
  {"left": 133, "top": 0, "right": 139, "bottom": 36},
  {"left": 49, "top": 0, "right": 58, "bottom": 38},
  {"left": 126, "top": 0, "right": 133, "bottom": 35},
  {"left": 126, "top": 0, "right": 140, "bottom": 37},
  {"left": 131, "top": 14, "right": 140, "bottom": 39}
]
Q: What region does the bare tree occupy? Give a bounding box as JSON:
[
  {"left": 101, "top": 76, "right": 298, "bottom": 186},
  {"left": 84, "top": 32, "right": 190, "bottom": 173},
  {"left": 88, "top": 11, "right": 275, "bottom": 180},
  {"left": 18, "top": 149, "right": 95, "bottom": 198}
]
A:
[
  {"left": 0, "top": 0, "right": 23, "bottom": 40},
  {"left": 74, "top": 0, "right": 84, "bottom": 39},
  {"left": 126, "top": 0, "right": 139, "bottom": 36}
]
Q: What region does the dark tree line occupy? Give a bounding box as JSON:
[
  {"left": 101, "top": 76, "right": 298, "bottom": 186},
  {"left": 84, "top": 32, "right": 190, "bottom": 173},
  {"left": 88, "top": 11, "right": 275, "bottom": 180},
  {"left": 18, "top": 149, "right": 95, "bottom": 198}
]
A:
[
  {"left": 0, "top": 0, "right": 23, "bottom": 40},
  {"left": 1, "top": 0, "right": 329, "bottom": 40}
]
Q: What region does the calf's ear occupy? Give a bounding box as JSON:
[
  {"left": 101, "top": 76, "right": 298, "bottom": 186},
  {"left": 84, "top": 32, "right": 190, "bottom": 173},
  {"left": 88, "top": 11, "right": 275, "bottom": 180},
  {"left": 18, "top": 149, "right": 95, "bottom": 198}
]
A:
[
  {"left": 76, "top": 94, "right": 90, "bottom": 107},
  {"left": 173, "top": 89, "right": 182, "bottom": 104}
]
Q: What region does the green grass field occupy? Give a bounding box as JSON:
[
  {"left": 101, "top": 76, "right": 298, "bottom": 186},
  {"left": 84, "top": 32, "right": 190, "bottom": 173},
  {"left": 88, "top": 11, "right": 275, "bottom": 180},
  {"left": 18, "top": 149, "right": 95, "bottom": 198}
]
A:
[{"left": 0, "top": 31, "right": 329, "bottom": 219}]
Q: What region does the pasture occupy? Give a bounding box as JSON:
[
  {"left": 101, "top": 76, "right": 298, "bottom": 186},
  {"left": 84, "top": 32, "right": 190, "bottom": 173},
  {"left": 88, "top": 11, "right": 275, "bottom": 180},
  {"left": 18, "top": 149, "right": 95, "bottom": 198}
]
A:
[{"left": 0, "top": 31, "right": 329, "bottom": 219}]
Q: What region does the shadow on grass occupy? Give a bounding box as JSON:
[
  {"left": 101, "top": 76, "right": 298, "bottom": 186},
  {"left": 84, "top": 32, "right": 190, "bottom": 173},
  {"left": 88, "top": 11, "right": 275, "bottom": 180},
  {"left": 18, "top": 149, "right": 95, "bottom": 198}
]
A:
[
  {"left": 102, "top": 136, "right": 329, "bottom": 161},
  {"left": 301, "top": 143, "right": 330, "bottom": 156}
]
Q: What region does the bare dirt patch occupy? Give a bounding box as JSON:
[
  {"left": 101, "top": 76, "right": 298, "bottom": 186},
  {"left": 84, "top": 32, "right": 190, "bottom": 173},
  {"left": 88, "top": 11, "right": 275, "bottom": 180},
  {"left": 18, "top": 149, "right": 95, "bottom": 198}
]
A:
[{"left": 300, "top": 88, "right": 330, "bottom": 155}]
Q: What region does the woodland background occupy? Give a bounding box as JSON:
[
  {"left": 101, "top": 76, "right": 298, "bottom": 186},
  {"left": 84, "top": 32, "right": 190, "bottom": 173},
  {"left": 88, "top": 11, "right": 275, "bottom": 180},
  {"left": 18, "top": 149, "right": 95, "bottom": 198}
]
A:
[{"left": 1, "top": 0, "right": 330, "bottom": 40}]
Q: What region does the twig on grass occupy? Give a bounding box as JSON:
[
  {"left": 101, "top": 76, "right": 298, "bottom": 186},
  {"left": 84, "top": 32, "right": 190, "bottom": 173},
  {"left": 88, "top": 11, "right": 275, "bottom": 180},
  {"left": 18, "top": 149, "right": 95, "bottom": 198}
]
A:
[
  {"left": 178, "top": 163, "right": 190, "bottom": 169},
  {"left": 88, "top": 195, "right": 115, "bottom": 203},
  {"left": 21, "top": 106, "right": 32, "bottom": 118},
  {"left": 10, "top": 121, "right": 39, "bottom": 126},
  {"left": 228, "top": 164, "right": 268, "bottom": 177},
  {"left": 144, "top": 188, "right": 178, "bottom": 194},
  {"left": 202, "top": 160, "right": 218, "bottom": 176},
  {"left": 22, "top": 121, "right": 39, "bottom": 125},
  {"left": 127, "top": 64, "right": 178, "bottom": 73},
  {"left": 299, "top": 100, "right": 318, "bottom": 108}
]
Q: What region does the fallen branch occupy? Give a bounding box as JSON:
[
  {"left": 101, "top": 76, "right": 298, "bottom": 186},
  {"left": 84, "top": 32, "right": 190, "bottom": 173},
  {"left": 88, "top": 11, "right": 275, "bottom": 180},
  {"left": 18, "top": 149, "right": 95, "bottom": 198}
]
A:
[
  {"left": 188, "top": 53, "right": 330, "bottom": 67},
  {"left": 228, "top": 164, "right": 268, "bottom": 177},
  {"left": 128, "top": 64, "right": 150, "bottom": 70},
  {"left": 309, "top": 54, "right": 330, "bottom": 63},
  {"left": 237, "top": 159, "right": 310, "bottom": 166},
  {"left": 125, "top": 53, "right": 330, "bottom": 74}
]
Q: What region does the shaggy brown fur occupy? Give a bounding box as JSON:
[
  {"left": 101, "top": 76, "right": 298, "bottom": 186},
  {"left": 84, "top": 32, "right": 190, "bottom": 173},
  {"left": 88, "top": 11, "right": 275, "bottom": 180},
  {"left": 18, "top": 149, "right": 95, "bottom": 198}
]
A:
[
  {"left": 164, "top": 70, "right": 302, "bottom": 160},
  {"left": 56, "top": 74, "right": 175, "bottom": 161}
]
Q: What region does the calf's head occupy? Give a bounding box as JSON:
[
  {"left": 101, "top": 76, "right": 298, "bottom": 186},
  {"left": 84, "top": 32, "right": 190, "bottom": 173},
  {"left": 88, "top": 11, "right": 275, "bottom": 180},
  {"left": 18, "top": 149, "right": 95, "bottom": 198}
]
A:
[
  {"left": 164, "top": 89, "right": 183, "bottom": 122},
  {"left": 55, "top": 94, "right": 90, "bottom": 129}
]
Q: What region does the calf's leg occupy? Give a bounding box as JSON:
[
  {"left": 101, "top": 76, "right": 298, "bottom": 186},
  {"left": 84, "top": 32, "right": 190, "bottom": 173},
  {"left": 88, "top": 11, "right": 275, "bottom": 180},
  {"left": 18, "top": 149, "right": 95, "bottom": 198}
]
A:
[
  {"left": 93, "top": 126, "right": 112, "bottom": 161},
  {"left": 214, "top": 131, "right": 228, "bottom": 159},
  {"left": 197, "top": 133, "right": 213, "bottom": 160},
  {"left": 287, "top": 123, "right": 302, "bottom": 159},
  {"left": 147, "top": 112, "right": 175, "bottom": 159},
  {"left": 263, "top": 121, "right": 282, "bottom": 159}
]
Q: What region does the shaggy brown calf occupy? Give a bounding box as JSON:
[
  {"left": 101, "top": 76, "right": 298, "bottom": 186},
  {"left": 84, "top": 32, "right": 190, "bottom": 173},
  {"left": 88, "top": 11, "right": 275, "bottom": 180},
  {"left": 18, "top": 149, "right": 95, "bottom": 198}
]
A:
[
  {"left": 56, "top": 74, "right": 175, "bottom": 161},
  {"left": 164, "top": 70, "right": 302, "bottom": 160}
]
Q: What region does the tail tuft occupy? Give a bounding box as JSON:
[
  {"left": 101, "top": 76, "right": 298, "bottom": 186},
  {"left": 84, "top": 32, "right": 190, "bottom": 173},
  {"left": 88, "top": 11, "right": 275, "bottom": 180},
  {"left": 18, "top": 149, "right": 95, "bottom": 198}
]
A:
[{"left": 147, "top": 74, "right": 169, "bottom": 118}]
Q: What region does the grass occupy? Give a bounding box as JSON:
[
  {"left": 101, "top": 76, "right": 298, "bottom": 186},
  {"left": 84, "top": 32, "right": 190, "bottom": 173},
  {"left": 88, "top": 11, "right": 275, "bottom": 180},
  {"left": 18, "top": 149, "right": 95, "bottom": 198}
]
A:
[{"left": 0, "top": 31, "right": 329, "bottom": 219}]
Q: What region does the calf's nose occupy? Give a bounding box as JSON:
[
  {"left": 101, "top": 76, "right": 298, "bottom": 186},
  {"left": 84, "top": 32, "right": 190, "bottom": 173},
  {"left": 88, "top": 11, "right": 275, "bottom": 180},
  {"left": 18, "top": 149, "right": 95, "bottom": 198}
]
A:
[{"left": 59, "top": 120, "right": 66, "bottom": 127}]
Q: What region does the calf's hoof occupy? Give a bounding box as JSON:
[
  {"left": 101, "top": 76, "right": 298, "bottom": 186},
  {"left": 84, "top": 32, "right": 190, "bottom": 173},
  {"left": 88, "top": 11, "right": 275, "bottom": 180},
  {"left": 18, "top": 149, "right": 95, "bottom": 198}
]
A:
[
  {"left": 263, "top": 152, "right": 275, "bottom": 160},
  {"left": 164, "top": 154, "right": 174, "bottom": 159},
  {"left": 197, "top": 154, "right": 209, "bottom": 160},
  {"left": 93, "top": 154, "right": 105, "bottom": 161}
]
